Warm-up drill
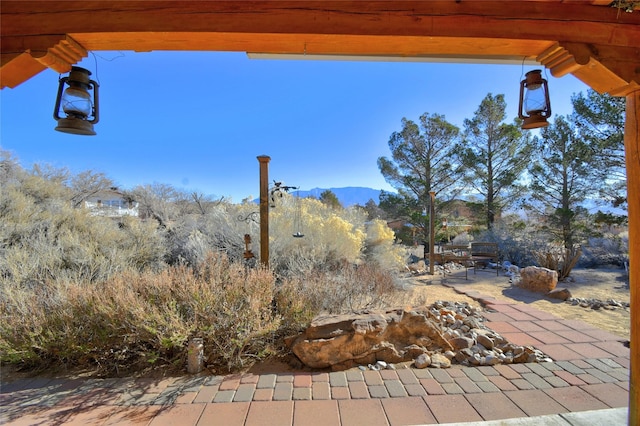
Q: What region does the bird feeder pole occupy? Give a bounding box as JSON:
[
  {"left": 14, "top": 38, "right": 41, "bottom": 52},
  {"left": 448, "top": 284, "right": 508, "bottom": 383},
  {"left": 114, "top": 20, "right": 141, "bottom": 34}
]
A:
[
  {"left": 257, "top": 155, "right": 270, "bottom": 267},
  {"left": 429, "top": 191, "right": 435, "bottom": 275}
]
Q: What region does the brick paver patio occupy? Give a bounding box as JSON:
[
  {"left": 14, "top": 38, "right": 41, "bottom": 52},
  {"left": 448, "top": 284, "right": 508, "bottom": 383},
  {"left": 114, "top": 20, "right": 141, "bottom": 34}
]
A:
[{"left": 1, "top": 279, "right": 630, "bottom": 425}]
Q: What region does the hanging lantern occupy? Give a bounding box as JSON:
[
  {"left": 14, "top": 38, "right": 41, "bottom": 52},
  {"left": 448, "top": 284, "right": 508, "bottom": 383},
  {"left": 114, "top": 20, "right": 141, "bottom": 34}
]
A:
[
  {"left": 518, "top": 69, "right": 551, "bottom": 130},
  {"left": 53, "top": 66, "right": 99, "bottom": 135}
]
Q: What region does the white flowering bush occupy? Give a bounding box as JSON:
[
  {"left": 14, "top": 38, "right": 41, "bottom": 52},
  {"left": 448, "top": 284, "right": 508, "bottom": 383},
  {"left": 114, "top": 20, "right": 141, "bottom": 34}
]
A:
[
  {"left": 364, "top": 219, "right": 408, "bottom": 271},
  {"left": 269, "top": 195, "right": 366, "bottom": 275}
]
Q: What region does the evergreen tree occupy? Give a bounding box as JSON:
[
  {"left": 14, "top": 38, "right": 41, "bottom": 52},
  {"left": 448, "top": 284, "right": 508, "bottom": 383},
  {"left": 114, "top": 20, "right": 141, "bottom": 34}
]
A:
[
  {"left": 363, "top": 198, "right": 385, "bottom": 220},
  {"left": 455, "top": 93, "right": 533, "bottom": 229},
  {"left": 572, "top": 89, "right": 626, "bottom": 209},
  {"left": 528, "top": 115, "right": 596, "bottom": 250},
  {"left": 319, "top": 189, "right": 342, "bottom": 209},
  {"left": 377, "top": 113, "right": 461, "bottom": 243}
]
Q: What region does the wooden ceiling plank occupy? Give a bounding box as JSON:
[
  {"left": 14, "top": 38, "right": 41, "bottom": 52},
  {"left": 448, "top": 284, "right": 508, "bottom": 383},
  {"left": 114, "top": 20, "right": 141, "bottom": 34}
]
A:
[{"left": 71, "top": 32, "right": 553, "bottom": 59}]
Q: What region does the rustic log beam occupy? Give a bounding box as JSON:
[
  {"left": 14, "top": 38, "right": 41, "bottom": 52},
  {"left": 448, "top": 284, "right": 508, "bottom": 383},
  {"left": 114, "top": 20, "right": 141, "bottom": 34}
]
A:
[
  {"left": 31, "top": 35, "right": 87, "bottom": 73},
  {"left": 2, "top": 1, "right": 638, "bottom": 90},
  {"left": 0, "top": 52, "right": 47, "bottom": 89},
  {"left": 624, "top": 88, "right": 639, "bottom": 426},
  {"left": 2, "top": 2, "right": 638, "bottom": 48},
  {"left": 537, "top": 42, "right": 640, "bottom": 96},
  {"left": 1, "top": 34, "right": 87, "bottom": 88}
]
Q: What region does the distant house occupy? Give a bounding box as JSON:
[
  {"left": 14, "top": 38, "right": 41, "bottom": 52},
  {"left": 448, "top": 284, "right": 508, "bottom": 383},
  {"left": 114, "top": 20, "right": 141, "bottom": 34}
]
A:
[
  {"left": 386, "top": 219, "right": 407, "bottom": 232},
  {"left": 84, "top": 189, "right": 139, "bottom": 218},
  {"left": 385, "top": 219, "right": 418, "bottom": 245},
  {"left": 385, "top": 198, "right": 481, "bottom": 245}
]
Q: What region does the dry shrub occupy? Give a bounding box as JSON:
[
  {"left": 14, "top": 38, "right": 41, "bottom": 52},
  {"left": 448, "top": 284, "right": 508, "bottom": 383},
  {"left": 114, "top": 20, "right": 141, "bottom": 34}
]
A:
[
  {"left": 1, "top": 254, "right": 413, "bottom": 376},
  {"left": 0, "top": 252, "right": 278, "bottom": 375},
  {"left": 1, "top": 257, "right": 410, "bottom": 376},
  {"left": 275, "top": 261, "right": 410, "bottom": 330},
  {"left": 533, "top": 246, "right": 582, "bottom": 281},
  {"left": 0, "top": 155, "right": 420, "bottom": 375},
  {"left": 0, "top": 176, "right": 166, "bottom": 287}
]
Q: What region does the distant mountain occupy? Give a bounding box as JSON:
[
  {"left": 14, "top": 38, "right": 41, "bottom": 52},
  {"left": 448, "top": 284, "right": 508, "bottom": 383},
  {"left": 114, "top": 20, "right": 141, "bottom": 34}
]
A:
[
  {"left": 253, "top": 187, "right": 628, "bottom": 215},
  {"left": 254, "top": 187, "right": 386, "bottom": 207}
]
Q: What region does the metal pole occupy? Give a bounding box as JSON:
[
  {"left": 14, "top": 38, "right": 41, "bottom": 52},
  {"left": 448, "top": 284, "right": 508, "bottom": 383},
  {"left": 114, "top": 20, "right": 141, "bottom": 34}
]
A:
[
  {"left": 257, "top": 155, "right": 270, "bottom": 267},
  {"left": 429, "top": 191, "right": 435, "bottom": 275}
]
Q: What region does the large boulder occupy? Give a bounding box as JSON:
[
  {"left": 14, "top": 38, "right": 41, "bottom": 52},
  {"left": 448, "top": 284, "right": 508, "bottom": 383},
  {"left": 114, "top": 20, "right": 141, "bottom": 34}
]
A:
[
  {"left": 520, "top": 266, "right": 558, "bottom": 293},
  {"left": 407, "top": 260, "right": 426, "bottom": 274},
  {"left": 286, "top": 308, "right": 453, "bottom": 370},
  {"left": 547, "top": 287, "right": 572, "bottom": 301}
]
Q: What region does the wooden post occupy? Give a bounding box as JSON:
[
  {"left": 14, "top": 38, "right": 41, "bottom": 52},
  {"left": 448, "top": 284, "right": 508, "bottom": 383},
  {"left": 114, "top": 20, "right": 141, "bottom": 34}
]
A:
[
  {"left": 257, "top": 155, "right": 270, "bottom": 267},
  {"left": 429, "top": 191, "right": 435, "bottom": 275},
  {"left": 186, "top": 338, "right": 204, "bottom": 374},
  {"left": 625, "top": 90, "right": 639, "bottom": 426},
  {"left": 243, "top": 234, "right": 255, "bottom": 260}
]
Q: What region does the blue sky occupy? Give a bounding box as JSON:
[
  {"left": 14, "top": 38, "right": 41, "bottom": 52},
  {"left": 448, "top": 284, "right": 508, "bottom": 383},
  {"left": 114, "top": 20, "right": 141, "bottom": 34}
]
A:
[{"left": 1, "top": 51, "right": 589, "bottom": 202}]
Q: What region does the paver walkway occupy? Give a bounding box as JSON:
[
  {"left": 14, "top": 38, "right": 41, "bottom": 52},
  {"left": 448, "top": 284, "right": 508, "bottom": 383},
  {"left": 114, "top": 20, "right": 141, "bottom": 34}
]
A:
[{"left": 1, "top": 280, "right": 630, "bottom": 425}]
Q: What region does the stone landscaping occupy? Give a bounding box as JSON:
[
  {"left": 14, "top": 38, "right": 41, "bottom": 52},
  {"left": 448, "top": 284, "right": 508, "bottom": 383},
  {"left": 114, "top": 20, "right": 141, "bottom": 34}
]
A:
[
  {"left": 565, "top": 297, "right": 630, "bottom": 310},
  {"left": 287, "top": 301, "right": 551, "bottom": 372},
  {"left": 287, "top": 262, "right": 631, "bottom": 373}
]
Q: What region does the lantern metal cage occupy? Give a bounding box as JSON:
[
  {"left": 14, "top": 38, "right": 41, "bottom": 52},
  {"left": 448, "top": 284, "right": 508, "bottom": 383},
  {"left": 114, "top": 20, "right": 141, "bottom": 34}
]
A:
[
  {"left": 518, "top": 69, "right": 551, "bottom": 130},
  {"left": 53, "top": 66, "right": 99, "bottom": 135}
]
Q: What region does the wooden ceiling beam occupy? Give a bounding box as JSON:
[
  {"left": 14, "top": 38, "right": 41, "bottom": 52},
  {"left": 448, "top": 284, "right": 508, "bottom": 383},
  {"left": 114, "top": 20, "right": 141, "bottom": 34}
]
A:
[
  {"left": 2, "top": 1, "right": 638, "bottom": 49},
  {"left": 67, "top": 32, "right": 555, "bottom": 59},
  {"left": 1, "top": 35, "right": 87, "bottom": 89},
  {"left": 30, "top": 35, "right": 87, "bottom": 73},
  {"left": 1, "top": 1, "right": 638, "bottom": 93},
  {"left": 538, "top": 42, "right": 640, "bottom": 96},
  {"left": 0, "top": 52, "right": 48, "bottom": 89}
]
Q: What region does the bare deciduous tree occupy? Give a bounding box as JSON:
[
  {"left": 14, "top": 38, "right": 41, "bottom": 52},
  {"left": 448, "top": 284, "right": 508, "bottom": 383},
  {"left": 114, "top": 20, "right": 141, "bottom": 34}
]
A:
[{"left": 68, "top": 170, "right": 114, "bottom": 208}]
